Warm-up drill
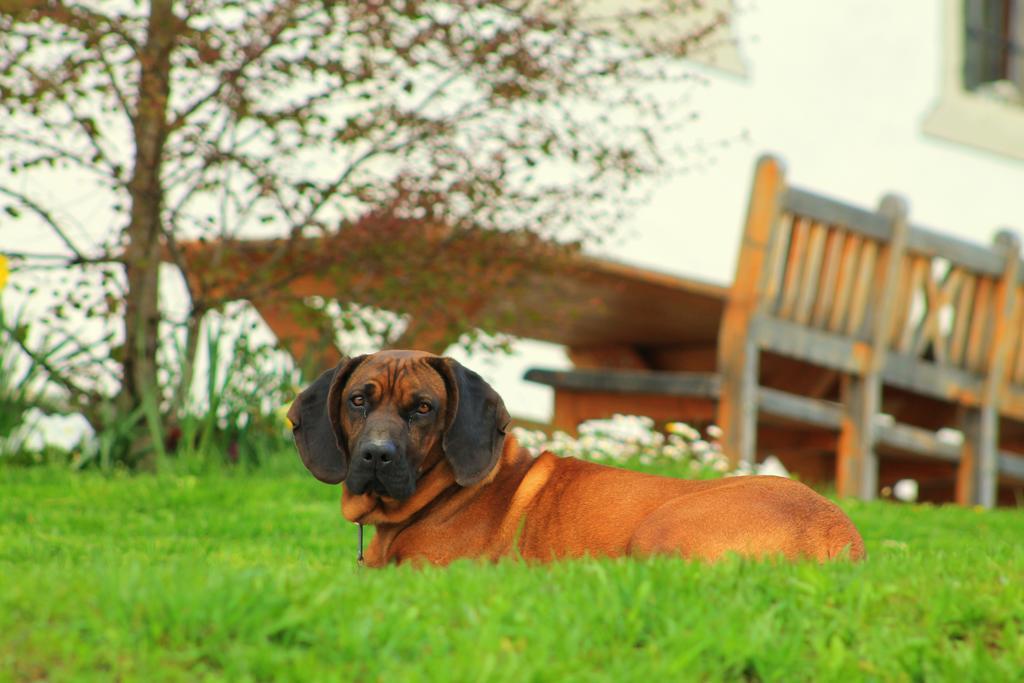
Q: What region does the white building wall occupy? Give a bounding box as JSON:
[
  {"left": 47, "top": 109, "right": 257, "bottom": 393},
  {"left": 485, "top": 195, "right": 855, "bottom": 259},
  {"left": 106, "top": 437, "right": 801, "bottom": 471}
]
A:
[{"left": 495, "top": 0, "right": 1024, "bottom": 422}]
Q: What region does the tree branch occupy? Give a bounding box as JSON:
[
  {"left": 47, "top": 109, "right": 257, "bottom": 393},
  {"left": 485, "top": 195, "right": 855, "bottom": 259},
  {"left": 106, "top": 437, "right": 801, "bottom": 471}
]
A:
[
  {"left": 167, "top": 0, "right": 303, "bottom": 131},
  {"left": 0, "top": 317, "right": 102, "bottom": 414},
  {"left": 95, "top": 42, "right": 133, "bottom": 120},
  {"left": 1, "top": 3, "right": 141, "bottom": 54},
  {"left": 61, "top": 97, "right": 126, "bottom": 184},
  {"left": 0, "top": 186, "right": 86, "bottom": 261},
  {"left": 0, "top": 131, "right": 121, "bottom": 184}
]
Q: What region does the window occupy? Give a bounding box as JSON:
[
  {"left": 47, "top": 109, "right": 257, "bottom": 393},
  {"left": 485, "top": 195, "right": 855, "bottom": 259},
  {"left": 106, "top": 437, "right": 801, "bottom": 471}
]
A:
[
  {"left": 924, "top": 0, "right": 1024, "bottom": 160},
  {"left": 963, "top": 0, "right": 1024, "bottom": 101}
]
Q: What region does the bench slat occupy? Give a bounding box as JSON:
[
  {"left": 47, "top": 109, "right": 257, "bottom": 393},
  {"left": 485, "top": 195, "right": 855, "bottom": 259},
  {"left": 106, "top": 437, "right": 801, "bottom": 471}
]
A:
[
  {"left": 846, "top": 240, "right": 878, "bottom": 337},
  {"left": 999, "top": 451, "right": 1024, "bottom": 480},
  {"left": 795, "top": 221, "right": 828, "bottom": 325},
  {"left": 756, "top": 317, "right": 867, "bottom": 374},
  {"left": 756, "top": 387, "right": 841, "bottom": 428},
  {"left": 949, "top": 271, "right": 977, "bottom": 366},
  {"left": 1007, "top": 295, "right": 1024, "bottom": 384},
  {"left": 828, "top": 234, "right": 862, "bottom": 333},
  {"left": 879, "top": 351, "right": 985, "bottom": 404},
  {"left": 782, "top": 187, "right": 891, "bottom": 241},
  {"left": 966, "top": 277, "right": 995, "bottom": 373},
  {"left": 811, "top": 229, "right": 845, "bottom": 328},
  {"left": 876, "top": 422, "right": 960, "bottom": 462},
  {"left": 523, "top": 368, "right": 721, "bottom": 398},
  {"left": 778, "top": 216, "right": 810, "bottom": 320},
  {"left": 905, "top": 226, "right": 1006, "bottom": 278}
]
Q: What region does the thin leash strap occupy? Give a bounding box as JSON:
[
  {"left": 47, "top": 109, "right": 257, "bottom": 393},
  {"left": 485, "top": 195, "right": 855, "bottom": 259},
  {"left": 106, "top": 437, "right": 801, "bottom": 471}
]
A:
[{"left": 356, "top": 522, "right": 364, "bottom": 565}]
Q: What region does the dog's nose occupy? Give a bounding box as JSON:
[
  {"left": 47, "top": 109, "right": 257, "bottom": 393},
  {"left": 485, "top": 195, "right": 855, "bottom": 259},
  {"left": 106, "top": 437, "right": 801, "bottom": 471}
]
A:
[{"left": 359, "top": 440, "right": 397, "bottom": 467}]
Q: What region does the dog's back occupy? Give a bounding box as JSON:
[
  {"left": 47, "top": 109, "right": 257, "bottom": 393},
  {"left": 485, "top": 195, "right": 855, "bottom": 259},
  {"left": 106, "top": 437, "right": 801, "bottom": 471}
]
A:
[{"left": 517, "top": 453, "right": 865, "bottom": 562}]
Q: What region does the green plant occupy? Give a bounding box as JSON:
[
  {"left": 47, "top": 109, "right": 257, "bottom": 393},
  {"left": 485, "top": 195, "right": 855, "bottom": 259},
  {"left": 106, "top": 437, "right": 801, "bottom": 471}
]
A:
[
  {"left": 0, "top": 311, "right": 34, "bottom": 448},
  {"left": 163, "top": 308, "right": 298, "bottom": 472},
  {"left": 72, "top": 400, "right": 146, "bottom": 471},
  {"left": 0, "top": 302, "right": 58, "bottom": 460}
]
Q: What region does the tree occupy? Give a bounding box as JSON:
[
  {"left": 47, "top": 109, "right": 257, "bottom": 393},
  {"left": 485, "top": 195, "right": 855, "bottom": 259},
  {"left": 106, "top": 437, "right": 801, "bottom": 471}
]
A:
[{"left": 0, "top": 0, "right": 726, "bottom": 463}]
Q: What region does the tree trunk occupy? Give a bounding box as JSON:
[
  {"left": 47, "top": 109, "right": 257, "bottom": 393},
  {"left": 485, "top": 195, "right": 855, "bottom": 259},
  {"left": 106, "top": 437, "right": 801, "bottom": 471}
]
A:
[{"left": 119, "top": 0, "right": 176, "bottom": 462}]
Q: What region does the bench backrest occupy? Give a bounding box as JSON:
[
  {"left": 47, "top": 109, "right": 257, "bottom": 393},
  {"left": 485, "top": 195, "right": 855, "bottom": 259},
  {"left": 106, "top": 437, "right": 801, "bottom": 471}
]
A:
[{"left": 733, "top": 155, "right": 1021, "bottom": 406}]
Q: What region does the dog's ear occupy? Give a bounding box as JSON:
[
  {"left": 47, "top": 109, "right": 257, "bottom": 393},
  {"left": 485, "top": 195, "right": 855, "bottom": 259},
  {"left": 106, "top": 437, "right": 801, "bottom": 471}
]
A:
[
  {"left": 428, "top": 357, "right": 511, "bottom": 487},
  {"left": 288, "top": 355, "right": 367, "bottom": 484}
]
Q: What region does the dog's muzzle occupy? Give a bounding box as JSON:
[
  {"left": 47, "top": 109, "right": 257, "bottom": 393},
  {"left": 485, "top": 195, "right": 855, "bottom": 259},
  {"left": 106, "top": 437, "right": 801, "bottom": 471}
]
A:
[{"left": 347, "top": 439, "right": 415, "bottom": 499}]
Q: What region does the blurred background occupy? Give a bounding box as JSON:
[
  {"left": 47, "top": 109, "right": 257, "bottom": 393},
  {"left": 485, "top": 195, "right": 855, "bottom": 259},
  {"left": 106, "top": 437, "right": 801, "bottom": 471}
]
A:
[{"left": 1, "top": 0, "right": 1022, "bottom": 475}]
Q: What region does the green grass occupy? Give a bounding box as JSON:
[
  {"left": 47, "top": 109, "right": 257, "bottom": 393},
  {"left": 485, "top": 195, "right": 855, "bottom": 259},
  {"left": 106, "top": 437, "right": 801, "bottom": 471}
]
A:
[{"left": 2, "top": 456, "right": 1023, "bottom": 682}]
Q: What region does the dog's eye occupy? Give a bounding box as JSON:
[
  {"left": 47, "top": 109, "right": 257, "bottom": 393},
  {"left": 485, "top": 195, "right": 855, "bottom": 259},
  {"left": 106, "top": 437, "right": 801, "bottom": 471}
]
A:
[
  {"left": 350, "top": 395, "right": 365, "bottom": 407},
  {"left": 416, "top": 401, "right": 432, "bottom": 414}
]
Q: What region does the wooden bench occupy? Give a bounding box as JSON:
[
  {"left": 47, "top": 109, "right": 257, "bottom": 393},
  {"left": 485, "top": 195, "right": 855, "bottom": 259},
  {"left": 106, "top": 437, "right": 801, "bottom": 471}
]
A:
[{"left": 528, "top": 155, "right": 1024, "bottom": 506}]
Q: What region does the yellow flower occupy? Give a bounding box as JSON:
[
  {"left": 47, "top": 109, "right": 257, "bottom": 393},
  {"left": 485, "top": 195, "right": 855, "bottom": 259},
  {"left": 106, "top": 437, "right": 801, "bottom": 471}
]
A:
[
  {"left": 0, "top": 254, "right": 8, "bottom": 291},
  {"left": 277, "top": 403, "right": 293, "bottom": 430}
]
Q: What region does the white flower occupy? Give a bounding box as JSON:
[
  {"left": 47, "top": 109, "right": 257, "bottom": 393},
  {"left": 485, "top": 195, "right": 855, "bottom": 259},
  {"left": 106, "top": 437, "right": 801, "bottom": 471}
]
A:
[
  {"left": 665, "top": 422, "right": 700, "bottom": 441},
  {"left": 662, "top": 444, "right": 684, "bottom": 461},
  {"left": 893, "top": 479, "right": 919, "bottom": 502},
  {"left": 518, "top": 415, "right": 750, "bottom": 478},
  {"left": 756, "top": 455, "right": 789, "bottom": 478},
  {"left": 728, "top": 460, "right": 753, "bottom": 476},
  {"left": 666, "top": 434, "right": 688, "bottom": 448},
  {"left": 579, "top": 414, "right": 659, "bottom": 445}
]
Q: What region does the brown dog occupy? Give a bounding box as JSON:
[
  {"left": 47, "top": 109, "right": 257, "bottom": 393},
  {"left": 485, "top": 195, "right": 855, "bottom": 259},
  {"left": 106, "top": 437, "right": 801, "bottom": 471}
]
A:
[{"left": 289, "top": 350, "right": 865, "bottom": 566}]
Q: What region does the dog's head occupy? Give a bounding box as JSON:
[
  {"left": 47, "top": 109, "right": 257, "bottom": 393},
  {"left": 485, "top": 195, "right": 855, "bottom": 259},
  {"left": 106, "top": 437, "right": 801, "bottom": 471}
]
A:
[{"left": 288, "top": 350, "right": 511, "bottom": 500}]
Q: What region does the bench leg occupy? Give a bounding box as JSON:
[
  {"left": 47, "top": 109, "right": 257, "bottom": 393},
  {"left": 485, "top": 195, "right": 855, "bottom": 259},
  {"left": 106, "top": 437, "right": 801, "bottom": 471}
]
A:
[
  {"left": 957, "top": 406, "right": 998, "bottom": 507},
  {"left": 717, "top": 337, "right": 759, "bottom": 469},
  {"left": 836, "top": 373, "right": 879, "bottom": 500}
]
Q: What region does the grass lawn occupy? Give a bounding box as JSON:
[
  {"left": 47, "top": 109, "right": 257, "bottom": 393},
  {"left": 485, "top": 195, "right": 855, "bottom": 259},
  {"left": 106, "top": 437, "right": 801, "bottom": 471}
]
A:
[{"left": 2, "top": 454, "right": 1023, "bottom": 682}]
